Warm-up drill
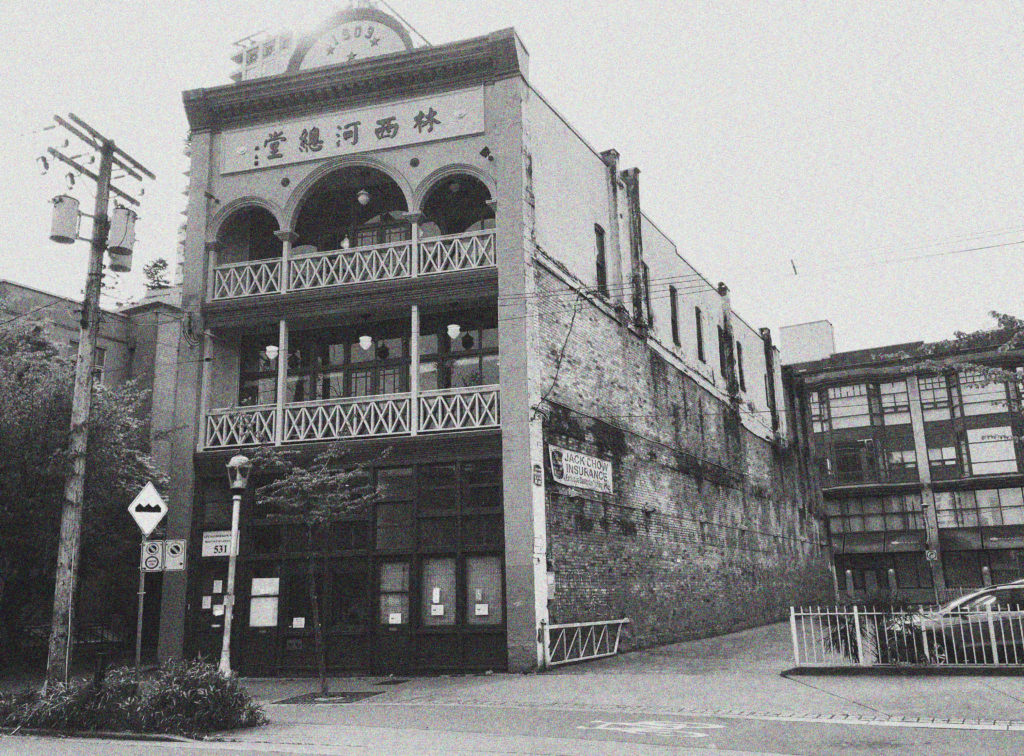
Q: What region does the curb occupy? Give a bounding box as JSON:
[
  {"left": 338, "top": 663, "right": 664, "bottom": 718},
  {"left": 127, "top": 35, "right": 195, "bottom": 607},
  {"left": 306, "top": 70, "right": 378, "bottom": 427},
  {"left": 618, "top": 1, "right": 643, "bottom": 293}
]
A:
[
  {"left": 0, "top": 726, "right": 193, "bottom": 743},
  {"left": 782, "top": 665, "right": 1024, "bottom": 677}
]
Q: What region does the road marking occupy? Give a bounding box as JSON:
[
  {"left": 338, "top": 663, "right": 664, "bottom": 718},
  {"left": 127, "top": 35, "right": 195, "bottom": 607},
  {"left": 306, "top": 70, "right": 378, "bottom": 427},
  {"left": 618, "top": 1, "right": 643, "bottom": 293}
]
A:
[{"left": 578, "top": 719, "right": 725, "bottom": 737}]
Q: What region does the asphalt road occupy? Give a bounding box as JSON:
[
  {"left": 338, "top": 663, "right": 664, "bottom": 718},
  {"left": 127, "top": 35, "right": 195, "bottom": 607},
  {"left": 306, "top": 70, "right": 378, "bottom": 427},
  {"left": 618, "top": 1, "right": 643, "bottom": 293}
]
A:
[{"left": 6, "top": 701, "right": 1024, "bottom": 755}]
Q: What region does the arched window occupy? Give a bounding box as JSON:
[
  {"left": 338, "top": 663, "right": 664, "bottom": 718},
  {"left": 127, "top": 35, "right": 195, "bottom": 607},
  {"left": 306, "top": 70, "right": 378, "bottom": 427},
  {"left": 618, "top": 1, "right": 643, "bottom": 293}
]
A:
[
  {"left": 420, "top": 174, "right": 493, "bottom": 238},
  {"left": 294, "top": 166, "right": 409, "bottom": 252},
  {"left": 216, "top": 206, "right": 282, "bottom": 264}
]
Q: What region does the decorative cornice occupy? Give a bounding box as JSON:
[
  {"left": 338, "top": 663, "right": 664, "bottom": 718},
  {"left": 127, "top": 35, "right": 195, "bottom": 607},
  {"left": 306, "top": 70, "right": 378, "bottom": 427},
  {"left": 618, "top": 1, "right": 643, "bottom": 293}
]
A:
[{"left": 184, "top": 29, "right": 524, "bottom": 133}]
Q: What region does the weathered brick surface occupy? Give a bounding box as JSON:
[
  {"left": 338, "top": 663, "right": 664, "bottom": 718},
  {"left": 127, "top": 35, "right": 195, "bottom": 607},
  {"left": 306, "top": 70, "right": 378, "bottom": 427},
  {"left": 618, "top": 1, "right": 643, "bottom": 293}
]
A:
[{"left": 531, "top": 263, "right": 831, "bottom": 649}]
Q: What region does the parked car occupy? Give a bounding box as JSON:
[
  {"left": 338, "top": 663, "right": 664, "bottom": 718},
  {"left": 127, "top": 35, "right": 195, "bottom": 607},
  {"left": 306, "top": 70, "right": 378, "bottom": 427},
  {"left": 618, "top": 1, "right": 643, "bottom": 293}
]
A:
[{"left": 915, "top": 581, "right": 1024, "bottom": 664}]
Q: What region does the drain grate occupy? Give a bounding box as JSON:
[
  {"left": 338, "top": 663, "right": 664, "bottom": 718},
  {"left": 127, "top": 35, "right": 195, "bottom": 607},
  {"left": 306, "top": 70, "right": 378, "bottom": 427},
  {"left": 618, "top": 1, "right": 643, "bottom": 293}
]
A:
[{"left": 274, "top": 691, "right": 382, "bottom": 705}]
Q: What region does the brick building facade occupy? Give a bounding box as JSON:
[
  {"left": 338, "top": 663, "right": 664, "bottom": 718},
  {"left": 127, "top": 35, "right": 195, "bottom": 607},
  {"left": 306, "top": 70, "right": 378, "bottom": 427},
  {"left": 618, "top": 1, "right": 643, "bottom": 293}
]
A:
[{"left": 158, "top": 5, "right": 829, "bottom": 674}]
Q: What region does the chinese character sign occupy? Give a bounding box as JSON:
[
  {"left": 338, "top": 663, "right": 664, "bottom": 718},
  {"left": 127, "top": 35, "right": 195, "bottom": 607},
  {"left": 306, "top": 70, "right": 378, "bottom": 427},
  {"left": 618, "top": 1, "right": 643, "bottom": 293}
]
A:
[{"left": 221, "top": 88, "right": 485, "bottom": 174}]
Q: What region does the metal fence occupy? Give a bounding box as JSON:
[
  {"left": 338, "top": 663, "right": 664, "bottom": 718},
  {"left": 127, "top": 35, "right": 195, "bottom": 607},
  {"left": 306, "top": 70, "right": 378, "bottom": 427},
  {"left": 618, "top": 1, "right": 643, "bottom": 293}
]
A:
[
  {"left": 543, "top": 619, "right": 630, "bottom": 668},
  {"left": 791, "top": 605, "right": 1024, "bottom": 667}
]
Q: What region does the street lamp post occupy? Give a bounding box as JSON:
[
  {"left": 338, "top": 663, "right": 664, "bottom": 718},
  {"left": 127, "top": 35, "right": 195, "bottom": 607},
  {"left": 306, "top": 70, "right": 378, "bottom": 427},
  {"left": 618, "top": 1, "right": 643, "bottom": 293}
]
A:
[{"left": 220, "top": 454, "right": 252, "bottom": 676}]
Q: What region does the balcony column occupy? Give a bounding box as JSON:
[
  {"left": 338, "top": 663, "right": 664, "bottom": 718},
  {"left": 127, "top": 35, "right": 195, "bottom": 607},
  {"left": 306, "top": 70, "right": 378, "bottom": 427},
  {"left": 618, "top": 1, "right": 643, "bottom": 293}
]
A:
[
  {"left": 275, "top": 319, "right": 289, "bottom": 446},
  {"left": 204, "top": 241, "right": 222, "bottom": 301},
  {"left": 197, "top": 330, "right": 213, "bottom": 451},
  {"left": 410, "top": 305, "right": 420, "bottom": 435},
  {"left": 274, "top": 230, "right": 298, "bottom": 294},
  {"left": 402, "top": 212, "right": 423, "bottom": 278}
]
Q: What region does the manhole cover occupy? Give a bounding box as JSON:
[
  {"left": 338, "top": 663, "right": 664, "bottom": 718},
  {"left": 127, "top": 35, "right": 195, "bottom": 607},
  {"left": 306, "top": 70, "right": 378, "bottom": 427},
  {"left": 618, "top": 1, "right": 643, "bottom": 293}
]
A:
[
  {"left": 274, "top": 691, "right": 382, "bottom": 705},
  {"left": 376, "top": 678, "right": 409, "bottom": 686}
]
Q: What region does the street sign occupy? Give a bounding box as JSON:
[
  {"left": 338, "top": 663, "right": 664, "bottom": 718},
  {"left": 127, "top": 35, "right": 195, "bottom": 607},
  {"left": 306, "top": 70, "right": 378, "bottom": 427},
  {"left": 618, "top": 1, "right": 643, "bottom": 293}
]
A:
[
  {"left": 128, "top": 482, "right": 168, "bottom": 537},
  {"left": 925, "top": 549, "right": 939, "bottom": 562},
  {"left": 141, "top": 540, "right": 164, "bottom": 572},
  {"left": 164, "top": 539, "right": 187, "bottom": 571},
  {"left": 202, "top": 530, "right": 234, "bottom": 558}
]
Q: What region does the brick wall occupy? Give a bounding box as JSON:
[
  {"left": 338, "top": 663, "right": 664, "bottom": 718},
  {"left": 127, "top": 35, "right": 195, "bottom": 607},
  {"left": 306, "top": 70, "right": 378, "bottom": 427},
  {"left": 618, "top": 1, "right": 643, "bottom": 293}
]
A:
[{"left": 531, "top": 262, "right": 832, "bottom": 649}]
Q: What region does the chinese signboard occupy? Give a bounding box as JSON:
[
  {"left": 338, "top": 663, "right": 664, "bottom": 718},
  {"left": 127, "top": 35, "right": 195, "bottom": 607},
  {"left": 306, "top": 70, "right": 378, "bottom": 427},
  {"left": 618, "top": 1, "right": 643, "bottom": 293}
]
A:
[
  {"left": 548, "top": 445, "right": 614, "bottom": 494},
  {"left": 221, "top": 87, "right": 485, "bottom": 174}
]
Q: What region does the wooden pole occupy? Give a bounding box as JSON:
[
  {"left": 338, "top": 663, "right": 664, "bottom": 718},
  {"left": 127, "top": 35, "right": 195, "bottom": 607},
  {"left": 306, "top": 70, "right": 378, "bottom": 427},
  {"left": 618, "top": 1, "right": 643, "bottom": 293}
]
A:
[{"left": 45, "top": 139, "right": 113, "bottom": 686}]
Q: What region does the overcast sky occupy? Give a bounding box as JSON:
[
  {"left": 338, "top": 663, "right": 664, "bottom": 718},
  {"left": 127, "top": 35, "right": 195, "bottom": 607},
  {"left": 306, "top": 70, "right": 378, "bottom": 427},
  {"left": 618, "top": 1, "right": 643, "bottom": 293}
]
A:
[{"left": 3, "top": 1, "right": 1023, "bottom": 351}]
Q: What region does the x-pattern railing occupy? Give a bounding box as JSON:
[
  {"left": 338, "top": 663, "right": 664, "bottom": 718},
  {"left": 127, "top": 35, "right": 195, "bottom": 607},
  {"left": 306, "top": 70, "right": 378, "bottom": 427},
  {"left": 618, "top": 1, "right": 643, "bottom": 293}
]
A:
[
  {"left": 211, "top": 259, "right": 282, "bottom": 299},
  {"left": 282, "top": 394, "right": 411, "bottom": 443},
  {"left": 288, "top": 241, "right": 413, "bottom": 291},
  {"left": 418, "top": 229, "right": 496, "bottom": 276},
  {"left": 418, "top": 386, "right": 500, "bottom": 433},
  {"left": 205, "top": 405, "right": 276, "bottom": 448},
  {"left": 209, "top": 230, "right": 496, "bottom": 301},
  {"left": 544, "top": 619, "right": 631, "bottom": 668}
]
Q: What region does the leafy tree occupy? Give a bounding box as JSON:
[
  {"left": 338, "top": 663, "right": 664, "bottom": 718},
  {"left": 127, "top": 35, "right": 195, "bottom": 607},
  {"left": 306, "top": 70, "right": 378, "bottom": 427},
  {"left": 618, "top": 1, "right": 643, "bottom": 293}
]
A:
[
  {"left": 142, "top": 258, "right": 172, "bottom": 291},
  {"left": 0, "top": 321, "right": 164, "bottom": 670},
  {"left": 249, "top": 444, "right": 378, "bottom": 694}
]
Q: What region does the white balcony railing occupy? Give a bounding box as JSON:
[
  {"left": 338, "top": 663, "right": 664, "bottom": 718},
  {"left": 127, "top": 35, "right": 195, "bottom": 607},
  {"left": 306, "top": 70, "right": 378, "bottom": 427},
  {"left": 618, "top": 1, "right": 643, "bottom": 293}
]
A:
[
  {"left": 288, "top": 240, "right": 413, "bottom": 291},
  {"left": 205, "top": 405, "right": 276, "bottom": 448},
  {"left": 283, "top": 394, "right": 412, "bottom": 443},
  {"left": 419, "top": 385, "right": 500, "bottom": 433},
  {"left": 209, "top": 229, "right": 496, "bottom": 301},
  {"left": 211, "top": 258, "right": 282, "bottom": 300},
  {"left": 203, "top": 385, "right": 500, "bottom": 449}
]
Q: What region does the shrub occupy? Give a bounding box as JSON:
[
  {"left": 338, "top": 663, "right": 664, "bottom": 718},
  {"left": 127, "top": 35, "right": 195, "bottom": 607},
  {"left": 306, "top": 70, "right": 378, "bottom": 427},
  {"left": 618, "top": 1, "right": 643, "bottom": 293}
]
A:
[{"left": 0, "top": 660, "right": 266, "bottom": 736}]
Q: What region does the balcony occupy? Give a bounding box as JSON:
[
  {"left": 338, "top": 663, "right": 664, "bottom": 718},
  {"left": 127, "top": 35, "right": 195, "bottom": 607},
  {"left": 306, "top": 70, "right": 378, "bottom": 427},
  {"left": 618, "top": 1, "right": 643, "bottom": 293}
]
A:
[
  {"left": 210, "top": 229, "right": 496, "bottom": 302},
  {"left": 203, "top": 385, "right": 500, "bottom": 449}
]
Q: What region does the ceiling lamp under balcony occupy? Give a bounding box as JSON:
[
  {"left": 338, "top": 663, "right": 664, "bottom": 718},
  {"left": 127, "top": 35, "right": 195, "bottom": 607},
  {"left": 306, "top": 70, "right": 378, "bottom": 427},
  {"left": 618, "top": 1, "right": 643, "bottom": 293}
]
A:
[
  {"left": 446, "top": 323, "right": 461, "bottom": 341},
  {"left": 359, "top": 334, "right": 373, "bottom": 351},
  {"left": 264, "top": 345, "right": 279, "bottom": 361},
  {"left": 356, "top": 188, "right": 371, "bottom": 206}
]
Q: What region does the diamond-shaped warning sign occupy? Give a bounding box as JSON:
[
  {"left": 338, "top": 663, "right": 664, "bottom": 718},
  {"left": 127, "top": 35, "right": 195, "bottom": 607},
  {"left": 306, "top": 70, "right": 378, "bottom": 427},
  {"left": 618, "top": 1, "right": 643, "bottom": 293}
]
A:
[{"left": 128, "top": 482, "right": 168, "bottom": 537}]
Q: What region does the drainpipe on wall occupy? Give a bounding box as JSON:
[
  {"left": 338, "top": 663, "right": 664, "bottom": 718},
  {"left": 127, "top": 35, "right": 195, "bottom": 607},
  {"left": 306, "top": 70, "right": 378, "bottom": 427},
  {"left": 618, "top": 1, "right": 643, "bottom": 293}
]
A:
[
  {"left": 717, "top": 282, "right": 740, "bottom": 407},
  {"left": 599, "top": 149, "right": 625, "bottom": 314},
  {"left": 760, "top": 327, "right": 781, "bottom": 434},
  {"left": 619, "top": 168, "right": 646, "bottom": 330}
]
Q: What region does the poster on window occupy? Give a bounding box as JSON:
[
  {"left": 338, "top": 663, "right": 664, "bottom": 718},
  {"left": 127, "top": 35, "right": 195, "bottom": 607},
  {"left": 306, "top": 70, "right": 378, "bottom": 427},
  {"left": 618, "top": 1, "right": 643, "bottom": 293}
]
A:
[{"left": 548, "top": 445, "right": 613, "bottom": 494}]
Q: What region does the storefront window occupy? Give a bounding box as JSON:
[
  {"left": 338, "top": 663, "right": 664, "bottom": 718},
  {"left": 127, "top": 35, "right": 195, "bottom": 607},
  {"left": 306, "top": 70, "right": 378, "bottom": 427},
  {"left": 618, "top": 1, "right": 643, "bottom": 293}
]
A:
[
  {"left": 379, "top": 562, "right": 409, "bottom": 625},
  {"left": 421, "top": 558, "right": 456, "bottom": 627},
  {"left": 376, "top": 503, "right": 413, "bottom": 551},
  {"left": 466, "top": 556, "right": 503, "bottom": 625}
]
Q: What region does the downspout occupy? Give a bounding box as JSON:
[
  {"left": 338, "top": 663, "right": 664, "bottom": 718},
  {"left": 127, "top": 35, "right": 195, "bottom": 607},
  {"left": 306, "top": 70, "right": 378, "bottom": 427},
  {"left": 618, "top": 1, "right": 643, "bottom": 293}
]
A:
[
  {"left": 599, "top": 149, "right": 625, "bottom": 313},
  {"left": 620, "top": 168, "right": 646, "bottom": 330}
]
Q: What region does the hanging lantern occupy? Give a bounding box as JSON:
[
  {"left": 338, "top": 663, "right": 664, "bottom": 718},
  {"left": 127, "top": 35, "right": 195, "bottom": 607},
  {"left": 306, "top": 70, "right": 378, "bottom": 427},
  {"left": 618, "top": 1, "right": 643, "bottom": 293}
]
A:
[
  {"left": 107, "top": 205, "right": 138, "bottom": 272},
  {"left": 446, "top": 323, "right": 461, "bottom": 341},
  {"left": 359, "top": 334, "right": 373, "bottom": 351},
  {"left": 264, "top": 345, "right": 279, "bottom": 361},
  {"left": 461, "top": 332, "right": 475, "bottom": 350},
  {"left": 49, "top": 195, "right": 80, "bottom": 244},
  {"left": 356, "top": 188, "right": 371, "bottom": 206},
  {"left": 225, "top": 454, "right": 253, "bottom": 491},
  {"left": 375, "top": 342, "right": 390, "bottom": 360}
]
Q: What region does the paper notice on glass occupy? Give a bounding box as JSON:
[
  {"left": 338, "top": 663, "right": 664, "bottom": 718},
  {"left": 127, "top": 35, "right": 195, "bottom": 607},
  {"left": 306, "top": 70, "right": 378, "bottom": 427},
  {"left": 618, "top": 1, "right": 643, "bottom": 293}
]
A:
[
  {"left": 212, "top": 604, "right": 224, "bottom": 616},
  {"left": 388, "top": 612, "right": 402, "bottom": 625},
  {"left": 474, "top": 589, "right": 483, "bottom": 602},
  {"left": 249, "top": 596, "right": 278, "bottom": 628},
  {"left": 251, "top": 577, "right": 279, "bottom": 596},
  {"left": 201, "top": 595, "right": 212, "bottom": 610},
  {"left": 292, "top": 617, "right": 305, "bottom": 629},
  {"left": 430, "top": 604, "right": 444, "bottom": 616},
  {"left": 432, "top": 587, "right": 441, "bottom": 603},
  {"left": 213, "top": 580, "right": 223, "bottom": 593},
  {"left": 474, "top": 603, "right": 489, "bottom": 616}
]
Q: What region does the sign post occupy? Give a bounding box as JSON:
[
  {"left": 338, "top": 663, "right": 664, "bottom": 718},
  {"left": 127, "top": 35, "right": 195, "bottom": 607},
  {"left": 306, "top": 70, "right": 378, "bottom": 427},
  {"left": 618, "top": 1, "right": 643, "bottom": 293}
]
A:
[{"left": 128, "top": 483, "right": 168, "bottom": 672}]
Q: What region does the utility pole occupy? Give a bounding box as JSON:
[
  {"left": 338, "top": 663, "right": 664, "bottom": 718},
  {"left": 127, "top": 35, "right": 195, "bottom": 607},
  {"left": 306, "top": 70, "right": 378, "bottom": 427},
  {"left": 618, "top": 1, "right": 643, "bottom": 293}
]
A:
[{"left": 43, "top": 114, "right": 153, "bottom": 686}]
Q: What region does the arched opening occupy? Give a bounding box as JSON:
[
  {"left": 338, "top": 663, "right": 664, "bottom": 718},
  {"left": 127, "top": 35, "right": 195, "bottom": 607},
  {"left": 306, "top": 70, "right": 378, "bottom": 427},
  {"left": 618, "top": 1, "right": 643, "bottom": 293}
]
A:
[
  {"left": 215, "top": 206, "right": 282, "bottom": 264},
  {"left": 420, "top": 174, "right": 494, "bottom": 237},
  {"left": 294, "top": 166, "right": 409, "bottom": 251}
]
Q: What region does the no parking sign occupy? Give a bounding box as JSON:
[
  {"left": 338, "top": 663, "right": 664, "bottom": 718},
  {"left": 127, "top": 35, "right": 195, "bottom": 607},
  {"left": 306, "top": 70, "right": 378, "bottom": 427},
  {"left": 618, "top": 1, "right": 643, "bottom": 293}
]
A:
[{"left": 141, "top": 541, "right": 164, "bottom": 572}]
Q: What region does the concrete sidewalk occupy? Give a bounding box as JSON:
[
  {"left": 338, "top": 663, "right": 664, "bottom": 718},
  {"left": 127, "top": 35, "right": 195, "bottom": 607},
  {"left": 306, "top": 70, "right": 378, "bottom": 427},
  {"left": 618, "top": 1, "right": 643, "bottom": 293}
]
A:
[{"left": 244, "top": 622, "right": 1024, "bottom": 723}]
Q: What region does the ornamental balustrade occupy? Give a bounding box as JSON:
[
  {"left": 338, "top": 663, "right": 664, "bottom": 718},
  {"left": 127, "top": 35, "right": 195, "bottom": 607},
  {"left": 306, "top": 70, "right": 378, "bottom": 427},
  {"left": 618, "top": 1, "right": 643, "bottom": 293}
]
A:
[
  {"left": 203, "top": 385, "right": 499, "bottom": 449},
  {"left": 205, "top": 405, "right": 276, "bottom": 448},
  {"left": 209, "top": 229, "right": 496, "bottom": 301}
]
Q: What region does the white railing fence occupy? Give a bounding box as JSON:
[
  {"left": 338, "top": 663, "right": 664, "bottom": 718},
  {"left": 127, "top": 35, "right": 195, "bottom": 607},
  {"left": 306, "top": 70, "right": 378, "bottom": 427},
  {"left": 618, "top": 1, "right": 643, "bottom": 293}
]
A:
[
  {"left": 203, "top": 385, "right": 499, "bottom": 449},
  {"left": 205, "top": 406, "right": 276, "bottom": 448},
  {"left": 209, "top": 229, "right": 496, "bottom": 300},
  {"left": 791, "top": 605, "right": 1024, "bottom": 668},
  {"left": 283, "top": 394, "right": 411, "bottom": 443},
  {"left": 543, "top": 619, "right": 631, "bottom": 668}
]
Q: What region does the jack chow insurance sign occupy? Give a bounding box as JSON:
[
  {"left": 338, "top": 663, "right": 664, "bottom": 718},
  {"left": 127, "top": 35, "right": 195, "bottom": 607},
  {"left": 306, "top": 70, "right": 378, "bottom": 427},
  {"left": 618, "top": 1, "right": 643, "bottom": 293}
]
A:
[
  {"left": 548, "top": 445, "right": 613, "bottom": 494},
  {"left": 220, "top": 87, "right": 484, "bottom": 174}
]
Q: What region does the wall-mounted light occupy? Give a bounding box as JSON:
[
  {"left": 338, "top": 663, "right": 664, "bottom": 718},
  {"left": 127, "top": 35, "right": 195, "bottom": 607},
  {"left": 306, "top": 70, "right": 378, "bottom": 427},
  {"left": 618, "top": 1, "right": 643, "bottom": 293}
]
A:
[
  {"left": 264, "top": 345, "right": 279, "bottom": 361},
  {"left": 359, "top": 334, "right": 373, "bottom": 351},
  {"left": 446, "top": 323, "right": 461, "bottom": 341},
  {"left": 356, "top": 188, "right": 371, "bottom": 206}
]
